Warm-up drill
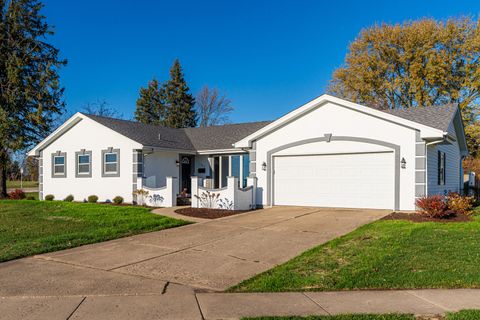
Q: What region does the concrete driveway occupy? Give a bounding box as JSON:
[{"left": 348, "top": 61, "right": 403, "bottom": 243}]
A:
[{"left": 0, "top": 206, "right": 389, "bottom": 319}]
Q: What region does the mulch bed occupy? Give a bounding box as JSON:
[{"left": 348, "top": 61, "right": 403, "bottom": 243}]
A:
[
  {"left": 175, "top": 207, "right": 249, "bottom": 219},
  {"left": 382, "top": 211, "right": 473, "bottom": 223}
]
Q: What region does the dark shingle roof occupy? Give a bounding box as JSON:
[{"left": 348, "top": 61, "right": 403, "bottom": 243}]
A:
[
  {"left": 83, "top": 113, "right": 271, "bottom": 151},
  {"left": 83, "top": 114, "right": 195, "bottom": 150},
  {"left": 83, "top": 103, "right": 457, "bottom": 151},
  {"left": 379, "top": 104, "right": 458, "bottom": 132},
  {"left": 182, "top": 121, "right": 272, "bottom": 150}
]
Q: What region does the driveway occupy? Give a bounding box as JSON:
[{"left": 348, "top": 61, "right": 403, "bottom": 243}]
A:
[{"left": 0, "top": 206, "right": 389, "bottom": 319}]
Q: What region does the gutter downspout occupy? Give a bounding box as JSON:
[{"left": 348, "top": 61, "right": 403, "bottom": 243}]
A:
[{"left": 424, "top": 133, "right": 448, "bottom": 196}]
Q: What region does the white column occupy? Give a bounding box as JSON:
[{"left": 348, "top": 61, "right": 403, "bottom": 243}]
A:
[
  {"left": 228, "top": 155, "right": 232, "bottom": 176},
  {"left": 164, "top": 176, "right": 178, "bottom": 207},
  {"left": 247, "top": 176, "right": 257, "bottom": 209},
  {"left": 227, "top": 176, "right": 237, "bottom": 210},
  {"left": 219, "top": 157, "right": 223, "bottom": 188},
  {"left": 240, "top": 155, "right": 244, "bottom": 188},
  {"left": 191, "top": 176, "right": 199, "bottom": 208}
]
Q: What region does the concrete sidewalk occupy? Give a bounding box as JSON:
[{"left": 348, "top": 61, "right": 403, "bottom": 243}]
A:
[
  {"left": 196, "top": 289, "right": 480, "bottom": 319},
  {"left": 1, "top": 288, "right": 480, "bottom": 319}
]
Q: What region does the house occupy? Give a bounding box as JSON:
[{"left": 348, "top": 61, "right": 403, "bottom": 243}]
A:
[{"left": 28, "top": 94, "right": 468, "bottom": 211}]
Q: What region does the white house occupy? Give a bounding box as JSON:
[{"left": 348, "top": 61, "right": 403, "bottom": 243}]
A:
[{"left": 28, "top": 94, "right": 468, "bottom": 211}]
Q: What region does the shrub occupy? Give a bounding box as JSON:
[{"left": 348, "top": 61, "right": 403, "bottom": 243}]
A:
[
  {"left": 44, "top": 194, "right": 54, "bottom": 201},
  {"left": 113, "top": 196, "right": 124, "bottom": 205},
  {"left": 447, "top": 192, "right": 475, "bottom": 215},
  {"left": 415, "top": 195, "right": 449, "bottom": 218},
  {"left": 87, "top": 195, "right": 98, "bottom": 203},
  {"left": 26, "top": 196, "right": 35, "bottom": 200},
  {"left": 8, "top": 189, "right": 26, "bottom": 200},
  {"left": 64, "top": 194, "right": 74, "bottom": 202}
]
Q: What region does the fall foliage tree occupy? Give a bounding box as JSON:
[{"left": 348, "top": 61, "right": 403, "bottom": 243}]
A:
[{"left": 329, "top": 17, "right": 480, "bottom": 123}]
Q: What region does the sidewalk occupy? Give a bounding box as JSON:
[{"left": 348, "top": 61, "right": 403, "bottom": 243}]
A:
[
  {"left": 196, "top": 289, "right": 480, "bottom": 319},
  {"left": 2, "top": 288, "right": 480, "bottom": 319}
]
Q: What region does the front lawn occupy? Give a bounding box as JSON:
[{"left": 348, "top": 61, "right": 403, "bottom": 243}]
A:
[
  {"left": 0, "top": 200, "right": 190, "bottom": 262},
  {"left": 232, "top": 208, "right": 480, "bottom": 292}
]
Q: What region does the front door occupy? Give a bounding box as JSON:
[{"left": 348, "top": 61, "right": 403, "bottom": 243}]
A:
[{"left": 180, "top": 155, "right": 194, "bottom": 194}]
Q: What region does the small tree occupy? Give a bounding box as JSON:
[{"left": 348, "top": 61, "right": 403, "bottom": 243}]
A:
[
  {"left": 134, "top": 79, "right": 167, "bottom": 125},
  {"left": 162, "top": 59, "right": 197, "bottom": 128},
  {"left": 196, "top": 86, "right": 234, "bottom": 127},
  {"left": 82, "top": 99, "right": 123, "bottom": 118}
]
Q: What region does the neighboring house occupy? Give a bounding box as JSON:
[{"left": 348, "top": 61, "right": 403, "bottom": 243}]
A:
[{"left": 28, "top": 94, "right": 468, "bottom": 211}]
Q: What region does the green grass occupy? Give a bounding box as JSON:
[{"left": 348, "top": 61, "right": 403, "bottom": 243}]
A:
[
  {"left": 241, "top": 315, "right": 414, "bottom": 320},
  {"left": 232, "top": 208, "right": 480, "bottom": 292},
  {"left": 446, "top": 310, "right": 480, "bottom": 320},
  {"left": 6, "top": 180, "right": 38, "bottom": 188},
  {"left": 0, "top": 200, "right": 190, "bottom": 262}
]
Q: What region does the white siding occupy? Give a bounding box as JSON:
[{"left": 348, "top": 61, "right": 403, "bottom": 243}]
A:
[
  {"left": 254, "top": 101, "right": 418, "bottom": 210},
  {"left": 143, "top": 151, "right": 179, "bottom": 188},
  {"left": 427, "top": 121, "right": 461, "bottom": 195},
  {"left": 42, "top": 117, "right": 142, "bottom": 203}
]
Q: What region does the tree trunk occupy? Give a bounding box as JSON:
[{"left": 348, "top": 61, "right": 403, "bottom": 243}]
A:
[{"left": 0, "top": 149, "right": 8, "bottom": 198}]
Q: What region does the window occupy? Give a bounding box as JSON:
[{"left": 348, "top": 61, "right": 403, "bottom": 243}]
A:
[
  {"left": 242, "top": 154, "right": 250, "bottom": 188},
  {"left": 102, "top": 148, "right": 120, "bottom": 177},
  {"left": 438, "top": 151, "right": 446, "bottom": 185},
  {"left": 51, "top": 152, "right": 66, "bottom": 178},
  {"left": 75, "top": 150, "right": 92, "bottom": 177}
]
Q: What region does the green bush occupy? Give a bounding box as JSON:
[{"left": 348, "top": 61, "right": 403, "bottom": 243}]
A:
[
  {"left": 44, "top": 194, "right": 54, "bottom": 201},
  {"left": 64, "top": 195, "right": 74, "bottom": 202},
  {"left": 113, "top": 196, "right": 124, "bottom": 205},
  {"left": 26, "top": 196, "right": 35, "bottom": 200},
  {"left": 87, "top": 195, "right": 98, "bottom": 203}
]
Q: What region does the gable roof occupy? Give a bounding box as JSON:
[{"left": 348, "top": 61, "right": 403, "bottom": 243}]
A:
[
  {"left": 234, "top": 94, "right": 459, "bottom": 148},
  {"left": 83, "top": 114, "right": 271, "bottom": 151},
  {"left": 379, "top": 103, "right": 458, "bottom": 132}
]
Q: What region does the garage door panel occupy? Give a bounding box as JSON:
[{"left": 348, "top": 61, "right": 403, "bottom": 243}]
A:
[{"left": 273, "top": 152, "right": 394, "bottom": 209}]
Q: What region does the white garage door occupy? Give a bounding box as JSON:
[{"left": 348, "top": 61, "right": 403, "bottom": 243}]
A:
[{"left": 273, "top": 152, "right": 395, "bottom": 209}]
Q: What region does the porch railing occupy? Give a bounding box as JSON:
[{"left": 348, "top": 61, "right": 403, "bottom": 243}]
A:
[
  {"left": 191, "top": 176, "right": 257, "bottom": 210},
  {"left": 134, "top": 176, "right": 178, "bottom": 207}
]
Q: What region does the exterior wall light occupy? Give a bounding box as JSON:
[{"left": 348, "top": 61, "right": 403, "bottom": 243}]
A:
[
  {"left": 262, "top": 162, "right": 267, "bottom": 171},
  {"left": 175, "top": 160, "right": 180, "bottom": 166},
  {"left": 401, "top": 157, "right": 406, "bottom": 169}
]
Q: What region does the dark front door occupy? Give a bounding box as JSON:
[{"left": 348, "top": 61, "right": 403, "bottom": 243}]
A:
[{"left": 180, "top": 155, "right": 194, "bottom": 194}]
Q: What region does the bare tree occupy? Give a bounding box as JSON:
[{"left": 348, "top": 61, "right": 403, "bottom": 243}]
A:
[
  {"left": 196, "top": 86, "right": 234, "bottom": 127},
  {"left": 81, "top": 99, "right": 123, "bottom": 118}
]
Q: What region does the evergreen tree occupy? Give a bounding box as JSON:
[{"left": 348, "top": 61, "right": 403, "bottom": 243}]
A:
[
  {"left": 162, "top": 59, "right": 197, "bottom": 128},
  {"left": 134, "top": 79, "right": 166, "bottom": 125},
  {"left": 0, "top": 0, "right": 66, "bottom": 197}
]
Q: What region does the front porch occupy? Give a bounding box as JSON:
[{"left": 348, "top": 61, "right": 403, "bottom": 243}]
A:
[{"left": 133, "top": 149, "right": 256, "bottom": 209}]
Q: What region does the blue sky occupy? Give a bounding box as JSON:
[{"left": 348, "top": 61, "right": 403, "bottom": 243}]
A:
[{"left": 42, "top": 0, "right": 480, "bottom": 123}]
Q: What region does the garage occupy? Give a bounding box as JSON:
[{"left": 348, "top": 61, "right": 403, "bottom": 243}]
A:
[{"left": 272, "top": 152, "right": 395, "bottom": 209}]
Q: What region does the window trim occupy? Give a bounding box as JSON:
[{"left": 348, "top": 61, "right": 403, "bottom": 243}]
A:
[
  {"left": 51, "top": 152, "right": 67, "bottom": 178},
  {"left": 438, "top": 150, "right": 446, "bottom": 185},
  {"left": 75, "top": 150, "right": 92, "bottom": 178},
  {"left": 101, "top": 148, "right": 120, "bottom": 177}
]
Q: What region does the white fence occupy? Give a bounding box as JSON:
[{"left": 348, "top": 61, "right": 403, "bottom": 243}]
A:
[
  {"left": 135, "top": 176, "right": 178, "bottom": 207},
  {"left": 191, "top": 176, "right": 257, "bottom": 210}
]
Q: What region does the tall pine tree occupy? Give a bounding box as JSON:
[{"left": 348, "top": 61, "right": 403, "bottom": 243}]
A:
[
  {"left": 0, "top": 0, "right": 66, "bottom": 197},
  {"left": 162, "top": 59, "right": 197, "bottom": 128},
  {"left": 134, "top": 79, "right": 166, "bottom": 125}
]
